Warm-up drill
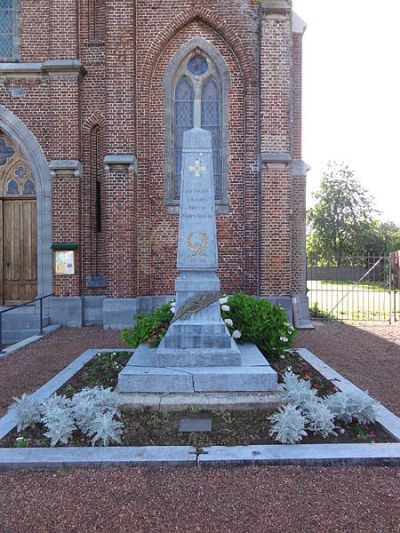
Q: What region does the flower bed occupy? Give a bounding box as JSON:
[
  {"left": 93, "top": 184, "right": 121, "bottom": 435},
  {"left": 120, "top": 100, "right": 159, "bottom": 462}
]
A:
[{"left": 1, "top": 349, "right": 395, "bottom": 449}]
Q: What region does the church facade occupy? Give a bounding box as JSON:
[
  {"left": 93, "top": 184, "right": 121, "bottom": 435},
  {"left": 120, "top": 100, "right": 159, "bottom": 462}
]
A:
[{"left": 0, "top": 0, "right": 309, "bottom": 328}]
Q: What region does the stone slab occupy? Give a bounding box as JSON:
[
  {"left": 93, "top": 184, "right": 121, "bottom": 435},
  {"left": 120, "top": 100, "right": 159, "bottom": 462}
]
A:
[
  {"left": 118, "top": 367, "right": 194, "bottom": 393},
  {"left": 156, "top": 335, "right": 241, "bottom": 367},
  {"left": 119, "top": 391, "right": 283, "bottom": 411},
  {"left": 192, "top": 366, "right": 277, "bottom": 392},
  {"left": 0, "top": 446, "right": 196, "bottom": 469},
  {"left": 179, "top": 419, "right": 212, "bottom": 433},
  {"left": 199, "top": 443, "right": 400, "bottom": 466},
  {"left": 49, "top": 297, "right": 83, "bottom": 327}
]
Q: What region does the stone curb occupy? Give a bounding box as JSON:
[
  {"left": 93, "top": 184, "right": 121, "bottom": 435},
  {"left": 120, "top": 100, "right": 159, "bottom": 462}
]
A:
[{"left": 0, "top": 347, "right": 400, "bottom": 469}]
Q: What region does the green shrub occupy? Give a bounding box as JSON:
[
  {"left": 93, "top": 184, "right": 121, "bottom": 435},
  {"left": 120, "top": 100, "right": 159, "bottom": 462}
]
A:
[
  {"left": 221, "top": 293, "right": 296, "bottom": 356},
  {"left": 121, "top": 303, "right": 174, "bottom": 348}
]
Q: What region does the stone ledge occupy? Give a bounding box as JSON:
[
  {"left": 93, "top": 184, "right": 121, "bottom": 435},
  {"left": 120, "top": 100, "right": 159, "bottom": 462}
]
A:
[
  {"left": 104, "top": 154, "right": 138, "bottom": 174},
  {"left": 260, "top": 0, "right": 292, "bottom": 14},
  {"left": 0, "top": 60, "right": 86, "bottom": 78},
  {"left": 49, "top": 160, "right": 82, "bottom": 178}
]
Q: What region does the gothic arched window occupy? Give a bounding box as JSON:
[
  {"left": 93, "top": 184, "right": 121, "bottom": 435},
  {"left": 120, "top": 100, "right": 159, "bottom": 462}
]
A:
[
  {"left": 0, "top": 0, "right": 19, "bottom": 62},
  {"left": 164, "top": 42, "right": 230, "bottom": 213},
  {"left": 174, "top": 78, "right": 194, "bottom": 198}
]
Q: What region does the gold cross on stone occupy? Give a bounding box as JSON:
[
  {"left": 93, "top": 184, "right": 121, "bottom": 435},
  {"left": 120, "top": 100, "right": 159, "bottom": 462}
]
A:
[{"left": 189, "top": 159, "right": 207, "bottom": 178}]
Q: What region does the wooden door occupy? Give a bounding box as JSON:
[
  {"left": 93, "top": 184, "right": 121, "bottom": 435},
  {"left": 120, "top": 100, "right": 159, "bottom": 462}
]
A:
[{"left": 2, "top": 199, "right": 37, "bottom": 304}]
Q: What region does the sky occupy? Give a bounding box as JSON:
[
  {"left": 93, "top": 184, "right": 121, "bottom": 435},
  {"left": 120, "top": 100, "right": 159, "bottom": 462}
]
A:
[{"left": 293, "top": 0, "right": 400, "bottom": 224}]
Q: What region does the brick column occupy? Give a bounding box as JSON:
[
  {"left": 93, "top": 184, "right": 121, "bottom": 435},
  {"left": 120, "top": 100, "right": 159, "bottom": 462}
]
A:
[
  {"left": 49, "top": 161, "right": 82, "bottom": 297},
  {"left": 103, "top": 156, "right": 137, "bottom": 298},
  {"left": 104, "top": 0, "right": 136, "bottom": 152},
  {"left": 101, "top": 1, "right": 137, "bottom": 299},
  {"left": 259, "top": 1, "right": 293, "bottom": 296}
]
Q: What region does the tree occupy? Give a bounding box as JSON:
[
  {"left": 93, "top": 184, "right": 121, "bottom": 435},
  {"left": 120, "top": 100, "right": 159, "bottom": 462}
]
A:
[
  {"left": 364, "top": 220, "right": 400, "bottom": 255},
  {"left": 307, "top": 162, "right": 377, "bottom": 265}
]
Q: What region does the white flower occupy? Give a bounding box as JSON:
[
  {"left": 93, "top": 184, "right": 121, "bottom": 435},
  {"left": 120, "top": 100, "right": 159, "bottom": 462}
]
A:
[
  {"left": 16, "top": 437, "right": 24, "bottom": 442},
  {"left": 221, "top": 305, "right": 230, "bottom": 312},
  {"left": 280, "top": 355, "right": 286, "bottom": 360},
  {"left": 224, "top": 318, "right": 233, "bottom": 327},
  {"left": 170, "top": 308, "right": 175, "bottom": 315},
  {"left": 219, "top": 296, "right": 229, "bottom": 305},
  {"left": 280, "top": 337, "right": 288, "bottom": 343},
  {"left": 232, "top": 330, "right": 241, "bottom": 339}
]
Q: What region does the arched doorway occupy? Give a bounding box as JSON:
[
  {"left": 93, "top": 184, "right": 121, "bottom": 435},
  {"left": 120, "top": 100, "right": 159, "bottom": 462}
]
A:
[{"left": 0, "top": 133, "right": 37, "bottom": 304}]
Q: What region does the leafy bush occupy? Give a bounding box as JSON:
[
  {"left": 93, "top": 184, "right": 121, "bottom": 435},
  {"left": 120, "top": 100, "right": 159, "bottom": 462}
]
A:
[
  {"left": 9, "top": 393, "right": 42, "bottom": 432},
  {"left": 221, "top": 293, "right": 296, "bottom": 356},
  {"left": 41, "top": 395, "right": 76, "bottom": 447},
  {"left": 325, "top": 390, "right": 378, "bottom": 424},
  {"left": 281, "top": 371, "right": 318, "bottom": 407},
  {"left": 71, "top": 387, "right": 123, "bottom": 434},
  {"left": 10, "top": 387, "right": 124, "bottom": 448},
  {"left": 303, "top": 399, "right": 336, "bottom": 438},
  {"left": 269, "top": 404, "right": 307, "bottom": 444},
  {"left": 121, "top": 303, "right": 174, "bottom": 348},
  {"left": 88, "top": 412, "right": 123, "bottom": 447}
]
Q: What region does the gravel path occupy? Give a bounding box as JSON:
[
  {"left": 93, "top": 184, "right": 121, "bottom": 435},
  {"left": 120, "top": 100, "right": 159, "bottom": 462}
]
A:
[{"left": 0, "top": 323, "right": 399, "bottom": 532}]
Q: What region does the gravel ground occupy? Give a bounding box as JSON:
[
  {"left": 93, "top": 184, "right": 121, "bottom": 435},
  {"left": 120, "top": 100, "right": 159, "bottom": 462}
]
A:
[{"left": 0, "top": 323, "right": 399, "bottom": 532}]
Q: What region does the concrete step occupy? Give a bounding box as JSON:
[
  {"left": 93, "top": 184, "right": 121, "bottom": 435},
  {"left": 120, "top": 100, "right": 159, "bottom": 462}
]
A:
[
  {"left": 0, "top": 312, "right": 50, "bottom": 344},
  {"left": 1, "top": 315, "right": 50, "bottom": 331},
  {"left": 2, "top": 329, "right": 47, "bottom": 344}
]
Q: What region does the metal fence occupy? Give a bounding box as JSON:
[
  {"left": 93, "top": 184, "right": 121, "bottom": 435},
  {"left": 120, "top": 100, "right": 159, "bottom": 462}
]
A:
[{"left": 307, "top": 254, "right": 400, "bottom": 322}]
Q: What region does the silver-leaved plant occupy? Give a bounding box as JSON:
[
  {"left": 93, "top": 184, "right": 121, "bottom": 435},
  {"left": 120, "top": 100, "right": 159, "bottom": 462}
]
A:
[
  {"left": 41, "top": 394, "right": 76, "bottom": 447},
  {"left": 281, "top": 371, "right": 317, "bottom": 408},
  {"left": 9, "top": 393, "right": 42, "bottom": 432},
  {"left": 302, "top": 398, "right": 336, "bottom": 438},
  {"left": 325, "top": 390, "right": 378, "bottom": 425},
  {"left": 71, "top": 387, "right": 123, "bottom": 435},
  {"left": 269, "top": 404, "right": 308, "bottom": 444},
  {"left": 88, "top": 412, "right": 123, "bottom": 447}
]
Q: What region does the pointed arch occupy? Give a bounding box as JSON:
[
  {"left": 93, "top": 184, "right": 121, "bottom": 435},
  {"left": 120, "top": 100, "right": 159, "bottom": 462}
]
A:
[
  {"left": 0, "top": 105, "right": 52, "bottom": 297},
  {"left": 163, "top": 38, "right": 230, "bottom": 208},
  {"left": 140, "top": 7, "right": 255, "bottom": 84}
]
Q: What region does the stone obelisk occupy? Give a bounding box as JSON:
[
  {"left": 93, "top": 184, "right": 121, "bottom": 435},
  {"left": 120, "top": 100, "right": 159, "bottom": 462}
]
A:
[
  {"left": 156, "top": 128, "right": 241, "bottom": 367},
  {"left": 117, "top": 128, "right": 278, "bottom": 400}
]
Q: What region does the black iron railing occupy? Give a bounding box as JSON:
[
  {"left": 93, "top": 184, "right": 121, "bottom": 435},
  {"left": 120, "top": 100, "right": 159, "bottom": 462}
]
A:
[{"left": 0, "top": 294, "right": 53, "bottom": 350}]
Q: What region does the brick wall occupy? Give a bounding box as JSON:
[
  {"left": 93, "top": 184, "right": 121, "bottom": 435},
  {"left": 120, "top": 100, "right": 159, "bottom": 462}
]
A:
[{"left": 0, "top": 0, "right": 308, "bottom": 301}]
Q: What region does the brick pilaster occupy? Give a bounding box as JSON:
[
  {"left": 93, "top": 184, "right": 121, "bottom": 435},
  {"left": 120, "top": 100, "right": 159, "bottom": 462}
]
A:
[
  {"left": 102, "top": 156, "right": 137, "bottom": 298},
  {"left": 50, "top": 161, "right": 82, "bottom": 297},
  {"left": 259, "top": 1, "right": 293, "bottom": 296}
]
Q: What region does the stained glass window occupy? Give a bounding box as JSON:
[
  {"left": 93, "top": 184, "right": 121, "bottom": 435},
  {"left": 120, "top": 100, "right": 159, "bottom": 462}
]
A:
[
  {"left": 0, "top": 138, "right": 15, "bottom": 166},
  {"left": 23, "top": 179, "right": 35, "bottom": 195},
  {"left": 188, "top": 56, "right": 208, "bottom": 76},
  {"left": 6, "top": 179, "right": 19, "bottom": 195},
  {"left": 174, "top": 78, "right": 194, "bottom": 198},
  {"left": 0, "top": 0, "right": 17, "bottom": 61},
  {"left": 201, "top": 79, "right": 222, "bottom": 200}
]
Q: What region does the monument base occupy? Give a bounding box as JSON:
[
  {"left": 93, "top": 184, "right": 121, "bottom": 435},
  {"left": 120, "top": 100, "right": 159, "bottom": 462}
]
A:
[{"left": 117, "top": 343, "right": 280, "bottom": 401}]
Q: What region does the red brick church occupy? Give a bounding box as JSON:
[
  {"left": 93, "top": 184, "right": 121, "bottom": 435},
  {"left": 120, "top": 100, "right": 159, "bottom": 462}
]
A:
[{"left": 0, "top": 0, "right": 309, "bottom": 329}]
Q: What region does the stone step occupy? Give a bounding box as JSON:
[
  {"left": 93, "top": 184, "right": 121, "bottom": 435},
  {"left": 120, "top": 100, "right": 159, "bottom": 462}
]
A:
[
  {"left": 1, "top": 315, "right": 50, "bottom": 331},
  {"left": 118, "top": 343, "right": 279, "bottom": 394}
]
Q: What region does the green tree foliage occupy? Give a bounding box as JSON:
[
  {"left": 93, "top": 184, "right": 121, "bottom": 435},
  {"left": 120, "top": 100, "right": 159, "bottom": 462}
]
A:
[
  {"left": 307, "top": 162, "right": 377, "bottom": 264},
  {"left": 364, "top": 220, "right": 400, "bottom": 255}
]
